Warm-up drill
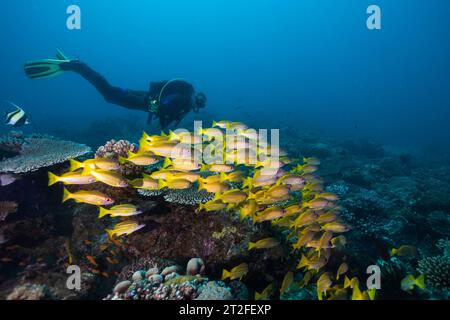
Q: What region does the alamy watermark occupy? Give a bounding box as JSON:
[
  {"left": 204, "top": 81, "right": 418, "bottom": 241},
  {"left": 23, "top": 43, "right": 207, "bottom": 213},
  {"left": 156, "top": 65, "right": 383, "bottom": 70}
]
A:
[{"left": 66, "top": 5, "right": 81, "bottom": 30}]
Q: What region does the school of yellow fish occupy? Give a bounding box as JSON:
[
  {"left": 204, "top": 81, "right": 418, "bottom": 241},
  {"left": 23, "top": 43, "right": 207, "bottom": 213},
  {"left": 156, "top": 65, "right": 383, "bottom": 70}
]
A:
[{"left": 47, "top": 120, "right": 414, "bottom": 300}]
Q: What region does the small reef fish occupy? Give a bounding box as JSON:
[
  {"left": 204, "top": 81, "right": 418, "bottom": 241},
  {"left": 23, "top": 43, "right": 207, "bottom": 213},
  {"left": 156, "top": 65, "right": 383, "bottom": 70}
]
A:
[
  {"left": 336, "top": 263, "right": 349, "bottom": 280},
  {"left": 199, "top": 175, "right": 222, "bottom": 184},
  {"left": 163, "top": 158, "right": 201, "bottom": 171},
  {"left": 391, "top": 245, "right": 417, "bottom": 257},
  {"left": 317, "top": 273, "right": 332, "bottom": 300},
  {"left": 293, "top": 230, "right": 316, "bottom": 249},
  {"left": 201, "top": 164, "right": 235, "bottom": 173},
  {"left": 105, "top": 220, "right": 145, "bottom": 240},
  {"left": 321, "top": 221, "right": 349, "bottom": 233},
  {"left": 254, "top": 207, "right": 285, "bottom": 223},
  {"left": 83, "top": 168, "right": 128, "bottom": 188},
  {"left": 168, "top": 130, "right": 202, "bottom": 144},
  {"left": 255, "top": 283, "right": 275, "bottom": 300},
  {"left": 314, "top": 192, "right": 339, "bottom": 201},
  {"left": 297, "top": 253, "right": 328, "bottom": 271},
  {"left": 149, "top": 169, "right": 177, "bottom": 180},
  {"left": 317, "top": 211, "right": 337, "bottom": 224},
  {"left": 401, "top": 274, "right": 426, "bottom": 292},
  {"left": 70, "top": 158, "right": 120, "bottom": 171},
  {"left": 198, "top": 180, "right": 230, "bottom": 193},
  {"left": 212, "top": 120, "right": 232, "bottom": 129},
  {"left": 128, "top": 175, "right": 158, "bottom": 190},
  {"left": 4, "top": 101, "right": 30, "bottom": 127},
  {"left": 220, "top": 171, "right": 244, "bottom": 183},
  {"left": 291, "top": 210, "right": 317, "bottom": 229},
  {"left": 280, "top": 272, "right": 294, "bottom": 295},
  {"left": 166, "top": 172, "right": 201, "bottom": 183},
  {"left": 263, "top": 185, "right": 290, "bottom": 199},
  {"left": 197, "top": 199, "right": 227, "bottom": 213},
  {"left": 98, "top": 204, "right": 142, "bottom": 218},
  {"left": 248, "top": 238, "right": 280, "bottom": 251},
  {"left": 119, "top": 151, "right": 160, "bottom": 166},
  {"left": 215, "top": 189, "right": 247, "bottom": 205},
  {"left": 158, "top": 178, "right": 192, "bottom": 190},
  {"left": 221, "top": 263, "right": 248, "bottom": 281},
  {"left": 62, "top": 188, "right": 114, "bottom": 206},
  {"left": 48, "top": 171, "right": 95, "bottom": 186},
  {"left": 303, "top": 157, "right": 321, "bottom": 166},
  {"left": 344, "top": 276, "right": 360, "bottom": 289},
  {"left": 239, "top": 200, "right": 258, "bottom": 221},
  {"left": 331, "top": 235, "right": 347, "bottom": 249}
]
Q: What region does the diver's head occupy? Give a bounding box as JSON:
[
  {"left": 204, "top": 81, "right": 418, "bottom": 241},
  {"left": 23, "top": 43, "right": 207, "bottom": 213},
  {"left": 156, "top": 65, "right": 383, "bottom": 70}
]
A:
[{"left": 193, "top": 92, "right": 207, "bottom": 113}]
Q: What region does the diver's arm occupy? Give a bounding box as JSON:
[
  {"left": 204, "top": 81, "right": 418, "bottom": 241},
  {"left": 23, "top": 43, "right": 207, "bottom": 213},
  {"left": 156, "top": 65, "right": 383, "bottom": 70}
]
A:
[{"left": 61, "top": 61, "right": 149, "bottom": 111}]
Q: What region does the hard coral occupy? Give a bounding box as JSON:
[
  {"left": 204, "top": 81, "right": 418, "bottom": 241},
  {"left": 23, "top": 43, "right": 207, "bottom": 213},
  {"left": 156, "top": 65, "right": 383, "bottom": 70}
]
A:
[
  {"left": 95, "top": 139, "right": 140, "bottom": 176},
  {"left": 0, "top": 135, "right": 91, "bottom": 174},
  {"left": 417, "top": 255, "right": 450, "bottom": 293}
]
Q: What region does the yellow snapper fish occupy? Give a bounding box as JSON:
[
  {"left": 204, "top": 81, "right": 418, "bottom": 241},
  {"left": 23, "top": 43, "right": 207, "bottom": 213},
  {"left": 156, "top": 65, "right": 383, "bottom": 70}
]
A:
[
  {"left": 150, "top": 169, "right": 178, "bottom": 180},
  {"left": 248, "top": 237, "right": 280, "bottom": 251},
  {"left": 239, "top": 199, "right": 258, "bottom": 221},
  {"left": 158, "top": 178, "right": 192, "bottom": 190},
  {"left": 140, "top": 131, "right": 169, "bottom": 144},
  {"left": 119, "top": 151, "right": 161, "bottom": 166},
  {"left": 168, "top": 130, "right": 202, "bottom": 144},
  {"left": 236, "top": 128, "right": 259, "bottom": 140},
  {"left": 62, "top": 188, "right": 114, "bottom": 206},
  {"left": 201, "top": 164, "right": 235, "bottom": 173},
  {"left": 336, "top": 263, "right": 349, "bottom": 280},
  {"left": 317, "top": 231, "right": 334, "bottom": 255},
  {"left": 244, "top": 176, "right": 277, "bottom": 189},
  {"left": 401, "top": 274, "right": 426, "bottom": 292},
  {"left": 221, "top": 263, "right": 248, "bottom": 281},
  {"left": 277, "top": 174, "right": 306, "bottom": 187},
  {"left": 253, "top": 207, "right": 285, "bottom": 223},
  {"left": 198, "top": 127, "right": 224, "bottom": 140},
  {"left": 197, "top": 199, "right": 227, "bottom": 213},
  {"left": 390, "top": 245, "right": 417, "bottom": 257},
  {"left": 317, "top": 211, "right": 338, "bottom": 224},
  {"left": 128, "top": 175, "right": 159, "bottom": 190},
  {"left": 280, "top": 271, "right": 294, "bottom": 295},
  {"left": 317, "top": 273, "right": 333, "bottom": 300},
  {"left": 212, "top": 120, "right": 232, "bottom": 129},
  {"left": 263, "top": 184, "right": 290, "bottom": 199},
  {"left": 166, "top": 171, "right": 201, "bottom": 183},
  {"left": 142, "top": 141, "right": 178, "bottom": 157},
  {"left": 344, "top": 276, "right": 360, "bottom": 290},
  {"left": 70, "top": 158, "right": 120, "bottom": 172},
  {"left": 291, "top": 210, "right": 318, "bottom": 229},
  {"left": 48, "top": 171, "right": 95, "bottom": 186},
  {"left": 321, "top": 221, "right": 349, "bottom": 233},
  {"left": 163, "top": 158, "right": 201, "bottom": 171},
  {"left": 255, "top": 283, "right": 275, "bottom": 300},
  {"left": 303, "top": 157, "right": 321, "bottom": 166},
  {"left": 297, "top": 252, "right": 328, "bottom": 271},
  {"left": 219, "top": 171, "right": 244, "bottom": 183},
  {"left": 82, "top": 168, "right": 128, "bottom": 188},
  {"left": 199, "top": 174, "right": 222, "bottom": 184},
  {"left": 105, "top": 220, "right": 145, "bottom": 240},
  {"left": 198, "top": 180, "right": 230, "bottom": 193},
  {"left": 98, "top": 204, "right": 142, "bottom": 218},
  {"left": 293, "top": 230, "right": 316, "bottom": 250},
  {"left": 303, "top": 198, "right": 333, "bottom": 210},
  {"left": 330, "top": 235, "right": 347, "bottom": 249},
  {"left": 284, "top": 204, "right": 303, "bottom": 217},
  {"left": 227, "top": 121, "right": 248, "bottom": 131},
  {"left": 314, "top": 192, "right": 339, "bottom": 201},
  {"left": 215, "top": 189, "right": 247, "bottom": 204}
]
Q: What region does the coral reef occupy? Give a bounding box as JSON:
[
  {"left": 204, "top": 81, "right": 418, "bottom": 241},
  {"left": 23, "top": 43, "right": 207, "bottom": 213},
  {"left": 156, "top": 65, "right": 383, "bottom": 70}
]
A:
[
  {"left": 105, "top": 258, "right": 245, "bottom": 300},
  {"left": 0, "top": 135, "right": 91, "bottom": 174},
  {"left": 6, "top": 283, "right": 51, "bottom": 300},
  {"left": 95, "top": 139, "right": 141, "bottom": 176},
  {"left": 417, "top": 255, "right": 450, "bottom": 293}
]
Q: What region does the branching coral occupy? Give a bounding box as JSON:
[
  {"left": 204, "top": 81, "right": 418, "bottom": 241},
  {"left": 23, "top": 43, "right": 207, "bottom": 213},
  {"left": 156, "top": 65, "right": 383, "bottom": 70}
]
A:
[
  {"left": 0, "top": 135, "right": 91, "bottom": 173},
  {"left": 95, "top": 139, "right": 141, "bottom": 176},
  {"left": 417, "top": 255, "right": 450, "bottom": 292}
]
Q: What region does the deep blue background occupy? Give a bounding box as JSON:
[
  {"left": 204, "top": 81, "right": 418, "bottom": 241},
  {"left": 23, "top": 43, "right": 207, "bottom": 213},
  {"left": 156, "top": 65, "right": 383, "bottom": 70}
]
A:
[{"left": 0, "top": 0, "right": 449, "bottom": 152}]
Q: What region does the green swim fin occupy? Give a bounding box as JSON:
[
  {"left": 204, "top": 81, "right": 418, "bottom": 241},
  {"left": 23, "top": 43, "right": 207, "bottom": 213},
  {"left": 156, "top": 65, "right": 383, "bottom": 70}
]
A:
[{"left": 24, "top": 48, "right": 70, "bottom": 80}]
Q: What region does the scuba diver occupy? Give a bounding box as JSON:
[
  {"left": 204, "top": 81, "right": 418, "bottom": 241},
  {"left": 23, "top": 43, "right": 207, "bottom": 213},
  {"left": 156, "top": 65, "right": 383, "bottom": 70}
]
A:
[{"left": 23, "top": 49, "right": 207, "bottom": 129}]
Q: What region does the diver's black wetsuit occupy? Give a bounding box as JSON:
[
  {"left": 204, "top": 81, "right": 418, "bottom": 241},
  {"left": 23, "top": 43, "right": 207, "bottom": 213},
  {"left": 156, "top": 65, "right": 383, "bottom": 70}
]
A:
[{"left": 64, "top": 61, "right": 195, "bottom": 128}]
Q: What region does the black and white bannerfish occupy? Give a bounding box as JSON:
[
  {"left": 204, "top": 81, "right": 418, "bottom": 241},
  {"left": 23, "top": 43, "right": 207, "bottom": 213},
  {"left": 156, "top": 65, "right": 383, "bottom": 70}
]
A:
[{"left": 4, "top": 102, "right": 30, "bottom": 127}]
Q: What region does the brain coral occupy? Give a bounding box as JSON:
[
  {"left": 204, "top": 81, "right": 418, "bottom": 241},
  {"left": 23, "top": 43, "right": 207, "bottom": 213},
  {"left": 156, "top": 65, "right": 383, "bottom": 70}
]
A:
[{"left": 0, "top": 135, "right": 91, "bottom": 173}]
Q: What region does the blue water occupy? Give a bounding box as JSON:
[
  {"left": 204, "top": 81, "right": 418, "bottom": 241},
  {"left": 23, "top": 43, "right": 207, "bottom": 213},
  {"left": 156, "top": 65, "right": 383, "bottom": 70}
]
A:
[{"left": 1, "top": 0, "right": 449, "bottom": 152}]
